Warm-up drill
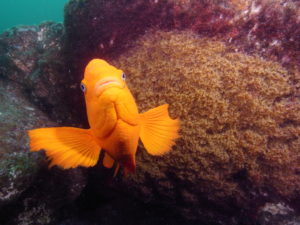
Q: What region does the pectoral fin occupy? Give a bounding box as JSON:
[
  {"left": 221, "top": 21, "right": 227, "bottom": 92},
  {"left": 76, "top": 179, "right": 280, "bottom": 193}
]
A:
[
  {"left": 139, "top": 104, "right": 180, "bottom": 155},
  {"left": 28, "top": 127, "right": 101, "bottom": 169}
]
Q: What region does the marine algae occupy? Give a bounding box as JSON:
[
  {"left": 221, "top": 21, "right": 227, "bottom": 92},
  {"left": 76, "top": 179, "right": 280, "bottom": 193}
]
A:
[{"left": 113, "top": 31, "right": 300, "bottom": 212}]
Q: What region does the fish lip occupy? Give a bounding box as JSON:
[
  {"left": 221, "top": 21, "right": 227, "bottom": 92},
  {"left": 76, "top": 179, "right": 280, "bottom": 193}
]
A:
[{"left": 95, "top": 78, "right": 124, "bottom": 96}]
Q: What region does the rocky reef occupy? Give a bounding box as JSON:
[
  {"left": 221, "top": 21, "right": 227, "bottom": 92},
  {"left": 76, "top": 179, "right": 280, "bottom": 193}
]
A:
[
  {"left": 0, "top": 23, "right": 87, "bottom": 225},
  {"left": 0, "top": 22, "right": 79, "bottom": 123},
  {"left": 232, "top": 0, "right": 300, "bottom": 70},
  {"left": 0, "top": 0, "right": 300, "bottom": 224},
  {"left": 0, "top": 78, "right": 46, "bottom": 209},
  {"left": 112, "top": 30, "right": 300, "bottom": 224}
]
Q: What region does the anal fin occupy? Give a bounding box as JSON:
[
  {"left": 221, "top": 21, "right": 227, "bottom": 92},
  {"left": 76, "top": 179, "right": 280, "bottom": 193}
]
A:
[
  {"left": 103, "top": 152, "right": 115, "bottom": 168},
  {"left": 103, "top": 152, "right": 120, "bottom": 177}
]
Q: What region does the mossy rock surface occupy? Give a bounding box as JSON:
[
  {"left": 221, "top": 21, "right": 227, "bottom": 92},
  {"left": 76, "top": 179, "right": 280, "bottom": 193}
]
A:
[
  {"left": 0, "top": 24, "right": 88, "bottom": 224},
  {"left": 0, "top": 23, "right": 77, "bottom": 124},
  {"left": 0, "top": 24, "right": 67, "bottom": 211},
  {"left": 0, "top": 78, "right": 55, "bottom": 208},
  {"left": 112, "top": 31, "right": 300, "bottom": 222}
]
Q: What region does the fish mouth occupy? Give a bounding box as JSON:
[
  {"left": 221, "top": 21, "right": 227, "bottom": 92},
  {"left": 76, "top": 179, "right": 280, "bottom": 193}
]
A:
[{"left": 95, "top": 77, "right": 124, "bottom": 96}]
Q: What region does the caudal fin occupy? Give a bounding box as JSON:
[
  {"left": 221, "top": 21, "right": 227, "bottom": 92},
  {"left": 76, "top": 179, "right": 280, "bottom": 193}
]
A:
[
  {"left": 28, "top": 127, "right": 101, "bottom": 169},
  {"left": 139, "top": 104, "right": 180, "bottom": 155}
]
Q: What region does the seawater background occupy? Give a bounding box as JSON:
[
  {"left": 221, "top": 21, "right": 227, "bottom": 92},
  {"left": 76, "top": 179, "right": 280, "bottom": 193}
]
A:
[{"left": 0, "top": 0, "right": 68, "bottom": 34}]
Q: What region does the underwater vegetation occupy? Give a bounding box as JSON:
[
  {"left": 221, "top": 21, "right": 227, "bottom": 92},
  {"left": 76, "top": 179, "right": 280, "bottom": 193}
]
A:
[
  {"left": 113, "top": 30, "right": 300, "bottom": 222},
  {"left": 0, "top": 0, "right": 300, "bottom": 224}
]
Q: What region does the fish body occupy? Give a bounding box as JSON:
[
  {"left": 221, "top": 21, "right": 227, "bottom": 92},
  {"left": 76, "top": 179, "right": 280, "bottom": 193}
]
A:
[{"left": 28, "top": 59, "right": 180, "bottom": 175}]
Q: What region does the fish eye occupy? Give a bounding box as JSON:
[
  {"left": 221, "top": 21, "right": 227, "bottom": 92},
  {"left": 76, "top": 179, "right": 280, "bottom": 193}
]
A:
[
  {"left": 121, "top": 72, "right": 126, "bottom": 80},
  {"left": 80, "top": 83, "right": 86, "bottom": 92}
]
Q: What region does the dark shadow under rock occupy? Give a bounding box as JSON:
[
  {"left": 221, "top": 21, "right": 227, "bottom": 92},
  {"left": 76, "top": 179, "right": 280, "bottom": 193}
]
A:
[{"left": 57, "top": 164, "right": 189, "bottom": 225}]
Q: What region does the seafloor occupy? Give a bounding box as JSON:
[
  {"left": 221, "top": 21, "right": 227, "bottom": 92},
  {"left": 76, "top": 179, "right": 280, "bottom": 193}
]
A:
[{"left": 0, "top": 0, "right": 299, "bottom": 225}]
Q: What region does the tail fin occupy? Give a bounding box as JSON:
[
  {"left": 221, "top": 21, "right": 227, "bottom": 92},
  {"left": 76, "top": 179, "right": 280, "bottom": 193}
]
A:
[
  {"left": 139, "top": 104, "right": 180, "bottom": 155},
  {"left": 28, "top": 127, "right": 101, "bottom": 169}
]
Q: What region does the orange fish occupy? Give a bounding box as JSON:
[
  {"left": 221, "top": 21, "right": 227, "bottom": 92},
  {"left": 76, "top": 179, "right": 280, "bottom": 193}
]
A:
[{"left": 28, "top": 59, "right": 180, "bottom": 175}]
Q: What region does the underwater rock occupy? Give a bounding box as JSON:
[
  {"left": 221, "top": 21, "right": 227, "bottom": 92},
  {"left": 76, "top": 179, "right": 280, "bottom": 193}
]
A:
[
  {"left": 0, "top": 24, "right": 88, "bottom": 225},
  {"left": 6, "top": 167, "right": 87, "bottom": 225},
  {"left": 258, "top": 202, "right": 300, "bottom": 225},
  {"left": 0, "top": 77, "right": 88, "bottom": 224},
  {"left": 57, "top": 188, "right": 186, "bottom": 225},
  {"left": 0, "top": 0, "right": 299, "bottom": 224},
  {"left": 110, "top": 31, "right": 300, "bottom": 224},
  {"left": 0, "top": 78, "right": 54, "bottom": 209},
  {"left": 63, "top": 0, "right": 244, "bottom": 125},
  {"left": 232, "top": 0, "right": 300, "bottom": 71},
  {"left": 64, "top": 0, "right": 300, "bottom": 82},
  {"left": 0, "top": 22, "right": 78, "bottom": 124},
  {"left": 0, "top": 78, "right": 84, "bottom": 225},
  {"left": 64, "top": 0, "right": 300, "bottom": 127},
  {"left": 62, "top": 0, "right": 300, "bottom": 223},
  {"left": 64, "top": 0, "right": 236, "bottom": 80}
]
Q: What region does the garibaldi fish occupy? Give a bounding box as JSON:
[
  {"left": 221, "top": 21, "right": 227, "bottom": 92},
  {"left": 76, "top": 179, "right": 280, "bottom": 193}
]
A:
[{"left": 28, "top": 59, "right": 180, "bottom": 175}]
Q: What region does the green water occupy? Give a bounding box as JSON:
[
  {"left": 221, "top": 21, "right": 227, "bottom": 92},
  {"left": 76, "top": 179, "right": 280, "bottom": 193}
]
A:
[{"left": 0, "top": 0, "right": 69, "bottom": 34}]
